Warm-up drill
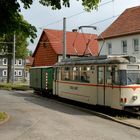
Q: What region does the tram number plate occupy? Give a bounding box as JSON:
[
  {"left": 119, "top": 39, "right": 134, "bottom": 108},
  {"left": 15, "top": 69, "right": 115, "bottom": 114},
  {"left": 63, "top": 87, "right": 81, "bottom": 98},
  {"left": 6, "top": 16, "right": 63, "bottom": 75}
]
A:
[{"left": 70, "top": 86, "right": 78, "bottom": 90}]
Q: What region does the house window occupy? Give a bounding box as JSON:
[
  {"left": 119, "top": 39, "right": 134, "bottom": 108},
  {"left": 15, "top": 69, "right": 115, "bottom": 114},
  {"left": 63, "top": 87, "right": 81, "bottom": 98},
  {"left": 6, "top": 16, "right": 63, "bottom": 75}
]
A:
[
  {"left": 133, "top": 39, "right": 139, "bottom": 52},
  {"left": 15, "top": 70, "right": 17, "bottom": 76},
  {"left": 3, "top": 70, "right": 7, "bottom": 76},
  {"left": 121, "top": 40, "right": 127, "bottom": 54},
  {"left": 3, "top": 58, "right": 7, "bottom": 65},
  {"left": 43, "top": 42, "right": 48, "bottom": 47},
  {"left": 18, "top": 59, "right": 22, "bottom": 65},
  {"left": 107, "top": 43, "right": 112, "bottom": 55},
  {"left": 18, "top": 70, "right": 22, "bottom": 76},
  {"left": 15, "top": 60, "right": 17, "bottom": 65}
]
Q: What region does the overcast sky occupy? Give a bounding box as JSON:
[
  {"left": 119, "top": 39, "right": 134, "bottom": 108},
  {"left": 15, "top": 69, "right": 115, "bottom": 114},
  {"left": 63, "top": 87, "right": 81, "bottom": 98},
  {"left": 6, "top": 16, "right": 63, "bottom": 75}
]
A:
[{"left": 20, "top": 0, "right": 140, "bottom": 51}]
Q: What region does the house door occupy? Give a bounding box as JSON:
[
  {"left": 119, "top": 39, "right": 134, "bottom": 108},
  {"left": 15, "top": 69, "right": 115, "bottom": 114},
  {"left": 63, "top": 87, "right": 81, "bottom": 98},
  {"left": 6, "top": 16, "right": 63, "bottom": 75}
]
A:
[{"left": 97, "top": 66, "right": 105, "bottom": 105}]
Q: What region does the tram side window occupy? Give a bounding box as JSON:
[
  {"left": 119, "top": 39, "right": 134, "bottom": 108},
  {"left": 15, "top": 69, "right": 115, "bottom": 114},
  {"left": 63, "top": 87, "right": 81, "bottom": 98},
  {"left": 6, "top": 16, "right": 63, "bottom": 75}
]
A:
[
  {"left": 113, "top": 67, "right": 120, "bottom": 85},
  {"left": 106, "top": 66, "right": 112, "bottom": 84},
  {"left": 72, "top": 67, "right": 79, "bottom": 81},
  {"left": 81, "top": 71, "right": 89, "bottom": 83},
  {"left": 61, "top": 67, "right": 70, "bottom": 81},
  {"left": 80, "top": 66, "right": 89, "bottom": 83},
  {"left": 61, "top": 67, "right": 65, "bottom": 80},
  {"left": 54, "top": 68, "right": 59, "bottom": 80},
  {"left": 97, "top": 67, "right": 104, "bottom": 84},
  {"left": 119, "top": 70, "right": 127, "bottom": 85}
]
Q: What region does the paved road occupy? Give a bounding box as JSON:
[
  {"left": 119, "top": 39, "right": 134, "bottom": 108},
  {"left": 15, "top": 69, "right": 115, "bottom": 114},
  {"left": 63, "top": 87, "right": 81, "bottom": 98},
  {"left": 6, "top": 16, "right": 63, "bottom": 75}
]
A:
[{"left": 0, "top": 90, "right": 140, "bottom": 140}]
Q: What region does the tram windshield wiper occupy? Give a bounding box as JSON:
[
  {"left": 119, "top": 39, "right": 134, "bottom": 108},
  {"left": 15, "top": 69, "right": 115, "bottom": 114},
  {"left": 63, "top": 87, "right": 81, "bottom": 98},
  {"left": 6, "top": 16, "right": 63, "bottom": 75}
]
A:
[{"left": 127, "top": 77, "right": 134, "bottom": 85}]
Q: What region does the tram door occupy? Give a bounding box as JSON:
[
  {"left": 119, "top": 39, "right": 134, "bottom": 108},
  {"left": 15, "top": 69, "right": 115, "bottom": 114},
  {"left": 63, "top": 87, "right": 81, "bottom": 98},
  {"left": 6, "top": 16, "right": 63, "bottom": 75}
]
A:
[
  {"left": 97, "top": 66, "right": 105, "bottom": 105},
  {"left": 53, "top": 68, "right": 59, "bottom": 96}
]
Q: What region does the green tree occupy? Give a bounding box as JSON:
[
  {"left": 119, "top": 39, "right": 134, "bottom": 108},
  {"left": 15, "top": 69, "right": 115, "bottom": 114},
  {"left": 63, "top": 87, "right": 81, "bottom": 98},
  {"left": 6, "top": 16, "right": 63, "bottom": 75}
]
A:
[
  {"left": 28, "top": 50, "right": 33, "bottom": 56},
  {"left": 0, "top": 0, "right": 100, "bottom": 36},
  {"left": 0, "top": 1, "right": 37, "bottom": 42},
  {"left": 0, "top": 15, "right": 36, "bottom": 83}
]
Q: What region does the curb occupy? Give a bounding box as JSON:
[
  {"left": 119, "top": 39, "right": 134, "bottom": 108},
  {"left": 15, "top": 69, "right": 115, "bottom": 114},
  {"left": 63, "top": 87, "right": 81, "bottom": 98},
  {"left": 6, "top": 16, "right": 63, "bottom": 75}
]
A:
[
  {"left": 0, "top": 112, "right": 10, "bottom": 126},
  {"left": 55, "top": 102, "right": 140, "bottom": 130},
  {"left": 110, "top": 117, "right": 140, "bottom": 130},
  {"left": 78, "top": 108, "right": 140, "bottom": 130}
]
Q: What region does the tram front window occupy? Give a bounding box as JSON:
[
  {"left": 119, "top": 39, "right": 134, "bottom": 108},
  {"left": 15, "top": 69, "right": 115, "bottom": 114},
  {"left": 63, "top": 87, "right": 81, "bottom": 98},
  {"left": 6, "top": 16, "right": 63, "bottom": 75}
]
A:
[
  {"left": 126, "top": 70, "right": 140, "bottom": 85},
  {"left": 119, "top": 70, "right": 140, "bottom": 85}
]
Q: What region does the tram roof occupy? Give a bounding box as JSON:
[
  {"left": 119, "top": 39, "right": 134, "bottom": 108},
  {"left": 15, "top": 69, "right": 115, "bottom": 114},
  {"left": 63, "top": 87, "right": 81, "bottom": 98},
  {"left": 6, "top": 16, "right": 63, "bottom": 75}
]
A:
[{"left": 55, "top": 55, "right": 139, "bottom": 66}]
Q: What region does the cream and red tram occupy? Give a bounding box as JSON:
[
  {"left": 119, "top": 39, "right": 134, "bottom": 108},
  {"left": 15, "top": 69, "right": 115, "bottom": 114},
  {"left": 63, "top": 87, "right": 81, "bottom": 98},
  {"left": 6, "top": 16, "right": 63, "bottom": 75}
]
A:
[{"left": 53, "top": 55, "right": 140, "bottom": 110}]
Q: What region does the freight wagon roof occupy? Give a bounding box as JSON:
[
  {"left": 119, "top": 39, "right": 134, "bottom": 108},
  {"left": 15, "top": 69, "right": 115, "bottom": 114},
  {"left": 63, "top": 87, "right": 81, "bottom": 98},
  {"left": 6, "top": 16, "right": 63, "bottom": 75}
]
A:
[{"left": 30, "top": 66, "right": 53, "bottom": 69}]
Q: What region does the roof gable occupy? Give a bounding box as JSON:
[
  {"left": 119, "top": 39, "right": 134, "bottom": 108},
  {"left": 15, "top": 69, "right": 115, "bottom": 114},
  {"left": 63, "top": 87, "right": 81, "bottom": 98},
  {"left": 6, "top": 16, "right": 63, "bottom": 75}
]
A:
[
  {"left": 98, "top": 6, "right": 140, "bottom": 40},
  {"left": 33, "top": 29, "right": 98, "bottom": 56}
]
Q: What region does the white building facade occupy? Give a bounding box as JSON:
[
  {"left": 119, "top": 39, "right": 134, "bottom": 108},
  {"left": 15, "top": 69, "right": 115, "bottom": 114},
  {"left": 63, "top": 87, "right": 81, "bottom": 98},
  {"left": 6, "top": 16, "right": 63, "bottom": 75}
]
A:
[
  {"left": 0, "top": 58, "right": 25, "bottom": 83},
  {"left": 98, "top": 6, "right": 140, "bottom": 58},
  {"left": 99, "top": 34, "right": 140, "bottom": 58}
]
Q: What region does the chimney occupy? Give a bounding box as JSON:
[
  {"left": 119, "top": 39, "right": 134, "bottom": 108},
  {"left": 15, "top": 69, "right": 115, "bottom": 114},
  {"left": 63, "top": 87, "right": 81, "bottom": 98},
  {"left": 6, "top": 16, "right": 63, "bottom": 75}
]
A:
[{"left": 72, "top": 29, "right": 77, "bottom": 32}]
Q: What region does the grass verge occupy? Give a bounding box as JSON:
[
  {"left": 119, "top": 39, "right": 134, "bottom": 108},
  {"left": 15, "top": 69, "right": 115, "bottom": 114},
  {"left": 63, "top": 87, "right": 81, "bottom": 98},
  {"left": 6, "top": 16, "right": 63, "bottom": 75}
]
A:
[
  {"left": 0, "top": 112, "right": 7, "bottom": 122},
  {"left": 0, "top": 83, "right": 31, "bottom": 91}
]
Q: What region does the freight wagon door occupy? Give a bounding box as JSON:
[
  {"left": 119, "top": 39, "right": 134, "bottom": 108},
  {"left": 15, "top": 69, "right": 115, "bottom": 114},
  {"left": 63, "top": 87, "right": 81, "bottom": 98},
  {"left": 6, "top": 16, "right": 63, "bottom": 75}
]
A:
[
  {"left": 42, "top": 68, "right": 53, "bottom": 91},
  {"left": 30, "top": 68, "right": 41, "bottom": 89},
  {"left": 97, "top": 66, "right": 105, "bottom": 105},
  {"left": 35, "top": 68, "right": 42, "bottom": 89}
]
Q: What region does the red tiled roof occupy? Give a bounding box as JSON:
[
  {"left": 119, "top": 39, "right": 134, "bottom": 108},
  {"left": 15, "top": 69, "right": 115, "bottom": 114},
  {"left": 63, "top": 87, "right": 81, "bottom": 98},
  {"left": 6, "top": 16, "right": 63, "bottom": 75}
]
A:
[
  {"left": 98, "top": 6, "right": 140, "bottom": 40},
  {"left": 33, "top": 29, "right": 98, "bottom": 56}
]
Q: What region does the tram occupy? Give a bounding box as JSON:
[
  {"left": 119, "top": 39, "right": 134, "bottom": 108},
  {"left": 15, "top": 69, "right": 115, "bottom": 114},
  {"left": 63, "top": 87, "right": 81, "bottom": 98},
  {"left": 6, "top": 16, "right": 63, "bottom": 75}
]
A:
[{"left": 53, "top": 55, "right": 140, "bottom": 110}]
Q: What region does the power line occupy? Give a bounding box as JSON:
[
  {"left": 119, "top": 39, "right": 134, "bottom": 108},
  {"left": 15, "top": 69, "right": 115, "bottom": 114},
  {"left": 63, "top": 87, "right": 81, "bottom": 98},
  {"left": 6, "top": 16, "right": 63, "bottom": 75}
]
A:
[
  {"left": 35, "top": 14, "right": 120, "bottom": 46},
  {"left": 38, "top": 0, "right": 114, "bottom": 29},
  {"left": 89, "top": 14, "right": 119, "bottom": 26}
]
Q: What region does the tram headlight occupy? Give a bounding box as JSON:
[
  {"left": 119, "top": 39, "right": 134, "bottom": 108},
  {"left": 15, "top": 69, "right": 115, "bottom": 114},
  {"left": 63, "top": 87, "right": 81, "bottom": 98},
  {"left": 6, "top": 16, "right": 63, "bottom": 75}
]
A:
[{"left": 132, "top": 96, "right": 138, "bottom": 100}]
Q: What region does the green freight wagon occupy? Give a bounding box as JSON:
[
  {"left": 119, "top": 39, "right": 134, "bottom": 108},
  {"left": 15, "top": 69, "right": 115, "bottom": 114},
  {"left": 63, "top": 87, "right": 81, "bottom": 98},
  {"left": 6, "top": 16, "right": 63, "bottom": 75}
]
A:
[{"left": 30, "top": 66, "right": 53, "bottom": 96}]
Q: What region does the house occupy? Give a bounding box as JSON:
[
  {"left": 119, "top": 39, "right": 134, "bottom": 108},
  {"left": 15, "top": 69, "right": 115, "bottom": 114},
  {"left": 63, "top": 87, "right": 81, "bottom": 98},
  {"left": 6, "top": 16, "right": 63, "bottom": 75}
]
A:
[
  {"left": 0, "top": 57, "right": 25, "bottom": 82},
  {"left": 32, "top": 29, "right": 98, "bottom": 66},
  {"left": 25, "top": 56, "right": 34, "bottom": 82},
  {"left": 98, "top": 6, "right": 140, "bottom": 58}
]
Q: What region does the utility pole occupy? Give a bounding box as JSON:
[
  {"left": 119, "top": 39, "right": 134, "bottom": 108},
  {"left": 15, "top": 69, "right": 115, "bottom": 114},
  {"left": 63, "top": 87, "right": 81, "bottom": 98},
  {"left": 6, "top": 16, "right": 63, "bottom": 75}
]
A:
[
  {"left": 63, "top": 17, "right": 66, "bottom": 60},
  {"left": 12, "top": 33, "right": 16, "bottom": 84}
]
